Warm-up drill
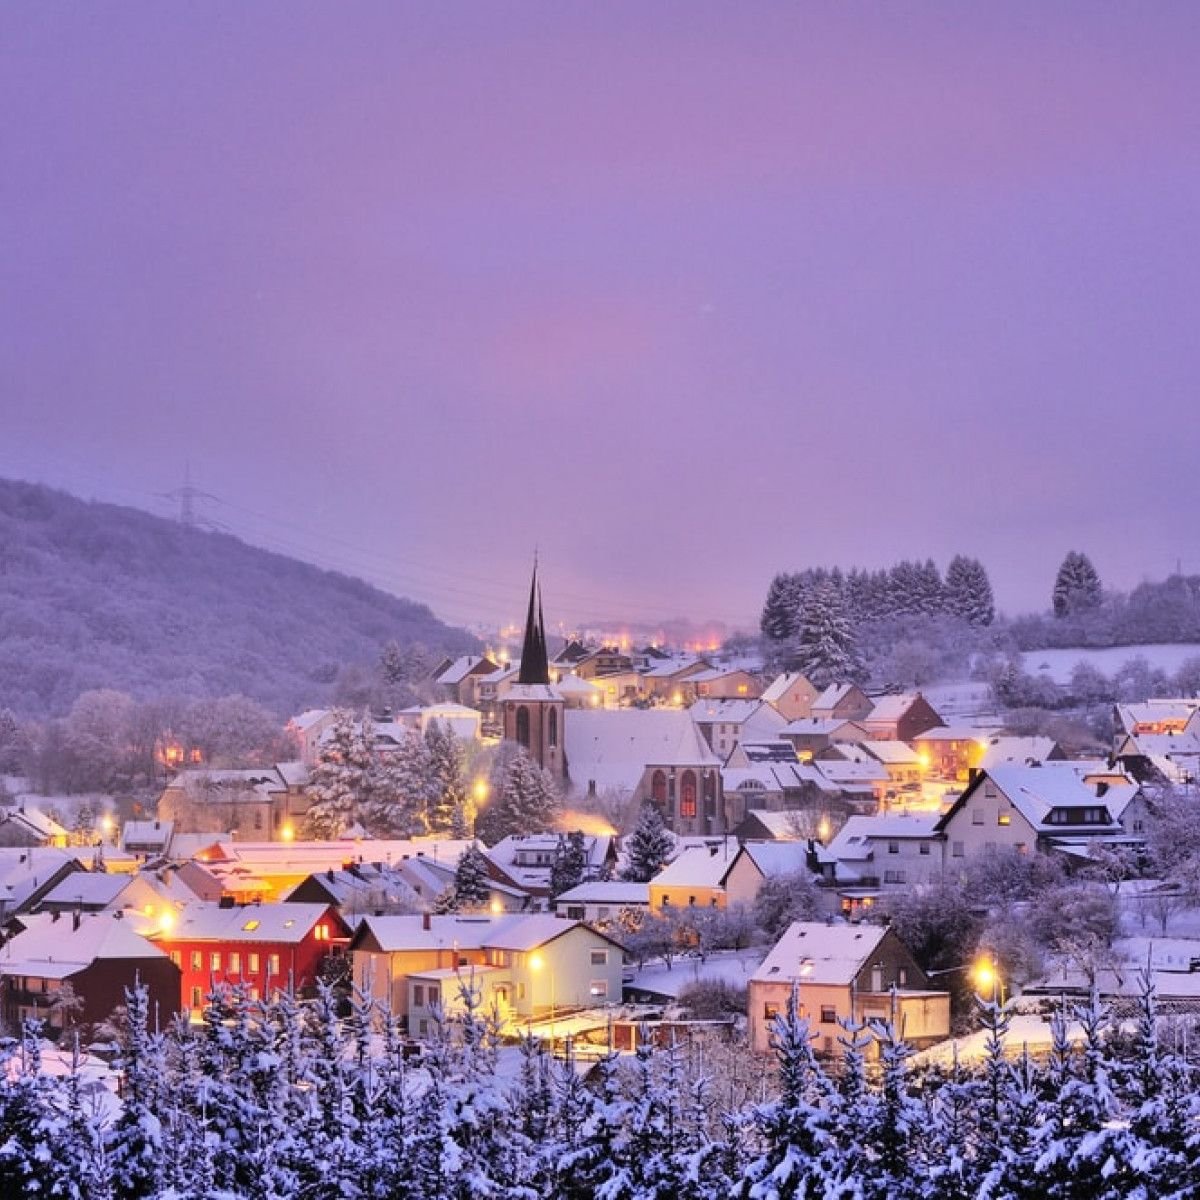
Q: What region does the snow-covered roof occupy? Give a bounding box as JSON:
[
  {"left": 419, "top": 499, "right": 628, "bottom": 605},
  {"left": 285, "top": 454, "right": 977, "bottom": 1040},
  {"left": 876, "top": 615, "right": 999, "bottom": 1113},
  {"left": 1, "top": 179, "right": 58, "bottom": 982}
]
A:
[
  {"left": 274, "top": 761, "right": 310, "bottom": 788},
  {"left": 978, "top": 737, "right": 1059, "bottom": 769},
  {"left": 737, "top": 842, "right": 812, "bottom": 879},
  {"left": 122, "top": 819, "right": 174, "bottom": 850},
  {"left": 734, "top": 741, "right": 800, "bottom": 764},
  {"left": 813, "top": 759, "right": 887, "bottom": 788},
  {"left": 289, "top": 709, "right": 332, "bottom": 732},
  {"left": 564, "top": 709, "right": 718, "bottom": 793},
  {"left": 779, "top": 718, "right": 866, "bottom": 738},
  {"left": 553, "top": 881, "right": 649, "bottom": 906},
  {"left": 640, "top": 658, "right": 708, "bottom": 679},
  {"left": 911, "top": 726, "right": 990, "bottom": 743},
  {"left": 751, "top": 921, "right": 892, "bottom": 986},
  {"left": 40, "top": 872, "right": 136, "bottom": 908},
  {"left": 688, "top": 698, "right": 766, "bottom": 725},
  {"left": 0, "top": 806, "right": 68, "bottom": 840},
  {"left": 811, "top": 684, "right": 864, "bottom": 712},
  {"left": 864, "top": 695, "right": 922, "bottom": 723},
  {"left": 435, "top": 656, "right": 495, "bottom": 685},
  {"left": 827, "top": 814, "right": 940, "bottom": 859},
  {"left": 281, "top": 862, "right": 423, "bottom": 910},
  {"left": 739, "top": 809, "right": 805, "bottom": 840},
  {"left": 0, "top": 911, "right": 169, "bottom": 976},
  {"left": 651, "top": 844, "right": 737, "bottom": 889},
  {"left": 355, "top": 912, "right": 615, "bottom": 954},
  {"left": 155, "top": 901, "right": 338, "bottom": 943},
  {"left": 857, "top": 740, "right": 921, "bottom": 766},
  {"left": 0, "top": 848, "right": 80, "bottom": 910},
  {"left": 722, "top": 763, "right": 836, "bottom": 795},
  {"left": 761, "top": 673, "right": 812, "bottom": 703},
  {"left": 1116, "top": 701, "right": 1199, "bottom": 732},
  {"left": 553, "top": 674, "right": 601, "bottom": 697}
]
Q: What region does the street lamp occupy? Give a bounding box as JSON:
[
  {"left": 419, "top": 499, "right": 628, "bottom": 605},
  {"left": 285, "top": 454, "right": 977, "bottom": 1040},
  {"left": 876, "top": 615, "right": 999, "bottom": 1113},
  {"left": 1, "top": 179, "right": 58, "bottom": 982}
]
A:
[{"left": 529, "top": 951, "right": 555, "bottom": 1046}]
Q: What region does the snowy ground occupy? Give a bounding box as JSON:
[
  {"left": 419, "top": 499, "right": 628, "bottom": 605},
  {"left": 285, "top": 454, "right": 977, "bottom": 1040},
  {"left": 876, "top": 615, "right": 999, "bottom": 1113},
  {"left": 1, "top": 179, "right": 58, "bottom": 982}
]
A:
[
  {"left": 921, "top": 681, "right": 999, "bottom": 725},
  {"left": 1020, "top": 643, "right": 1200, "bottom": 685},
  {"left": 627, "top": 947, "right": 768, "bottom": 1000}
]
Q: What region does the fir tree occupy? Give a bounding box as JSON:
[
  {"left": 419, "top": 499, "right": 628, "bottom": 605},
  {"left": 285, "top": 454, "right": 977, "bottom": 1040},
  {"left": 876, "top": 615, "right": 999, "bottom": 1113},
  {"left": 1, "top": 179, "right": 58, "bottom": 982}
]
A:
[
  {"left": 425, "top": 720, "right": 468, "bottom": 834},
  {"left": 944, "top": 554, "right": 995, "bottom": 626},
  {"left": 549, "top": 830, "right": 588, "bottom": 897},
  {"left": 789, "top": 581, "right": 864, "bottom": 688},
  {"left": 368, "top": 728, "right": 433, "bottom": 838},
  {"left": 761, "top": 573, "right": 800, "bottom": 642},
  {"left": 446, "top": 845, "right": 492, "bottom": 911},
  {"left": 1053, "top": 551, "right": 1102, "bottom": 617},
  {"left": 107, "top": 981, "right": 165, "bottom": 1200},
  {"left": 475, "top": 746, "right": 560, "bottom": 843},
  {"left": 305, "top": 709, "right": 373, "bottom": 838},
  {"left": 621, "top": 801, "right": 674, "bottom": 882}
]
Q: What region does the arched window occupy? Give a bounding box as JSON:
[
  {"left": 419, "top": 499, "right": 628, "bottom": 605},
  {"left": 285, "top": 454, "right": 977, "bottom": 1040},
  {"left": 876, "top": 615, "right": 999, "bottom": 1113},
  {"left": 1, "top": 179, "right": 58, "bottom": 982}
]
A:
[
  {"left": 651, "top": 770, "right": 667, "bottom": 805},
  {"left": 515, "top": 706, "right": 530, "bottom": 748},
  {"left": 548, "top": 707, "right": 558, "bottom": 748},
  {"left": 680, "top": 771, "right": 697, "bottom": 819}
]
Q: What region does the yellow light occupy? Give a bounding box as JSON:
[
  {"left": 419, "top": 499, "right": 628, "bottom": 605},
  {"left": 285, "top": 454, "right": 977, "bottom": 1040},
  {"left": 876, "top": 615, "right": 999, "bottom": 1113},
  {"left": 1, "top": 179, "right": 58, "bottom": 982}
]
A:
[
  {"left": 473, "top": 778, "right": 490, "bottom": 805},
  {"left": 672, "top": 692, "right": 683, "bottom": 706},
  {"left": 529, "top": 952, "right": 544, "bottom": 972},
  {"left": 280, "top": 823, "right": 295, "bottom": 842},
  {"left": 974, "top": 957, "right": 997, "bottom": 993},
  {"left": 159, "top": 910, "right": 175, "bottom": 933},
  {"left": 817, "top": 816, "right": 831, "bottom": 843},
  {"left": 918, "top": 750, "right": 932, "bottom": 770},
  {"left": 100, "top": 815, "right": 115, "bottom": 833},
  {"left": 489, "top": 899, "right": 503, "bottom": 915}
]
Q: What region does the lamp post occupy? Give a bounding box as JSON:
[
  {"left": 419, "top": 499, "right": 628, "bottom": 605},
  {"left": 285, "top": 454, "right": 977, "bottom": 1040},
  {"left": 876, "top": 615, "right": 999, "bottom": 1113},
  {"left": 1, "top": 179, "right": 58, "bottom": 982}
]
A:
[
  {"left": 928, "top": 956, "right": 1004, "bottom": 1004},
  {"left": 529, "top": 951, "right": 555, "bottom": 1049}
]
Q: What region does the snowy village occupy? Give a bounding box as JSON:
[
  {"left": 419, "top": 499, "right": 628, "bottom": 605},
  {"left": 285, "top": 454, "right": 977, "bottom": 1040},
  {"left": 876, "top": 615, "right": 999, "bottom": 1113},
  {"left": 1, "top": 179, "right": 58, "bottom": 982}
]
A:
[{"left": 5, "top": 3, "right": 1200, "bottom": 1197}]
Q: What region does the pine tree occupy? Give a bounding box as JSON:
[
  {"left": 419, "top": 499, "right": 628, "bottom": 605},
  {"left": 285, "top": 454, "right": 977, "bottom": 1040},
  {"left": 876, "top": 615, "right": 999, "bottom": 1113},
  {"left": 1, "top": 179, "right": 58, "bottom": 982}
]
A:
[
  {"left": 789, "top": 581, "right": 864, "bottom": 688},
  {"left": 944, "top": 555, "right": 995, "bottom": 626},
  {"left": 621, "top": 802, "right": 674, "bottom": 882},
  {"left": 425, "top": 721, "right": 468, "bottom": 834},
  {"left": 475, "top": 747, "right": 560, "bottom": 843},
  {"left": 380, "top": 640, "right": 407, "bottom": 686},
  {"left": 304, "top": 709, "right": 373, "bottom": 838},
  {"left": 549, "top": 830, "right": 588, "bottom": 898},
  {"left": 449, "top": 845, "right": 492, "bottom": 911},
  {"left": 368, "top": 729, "right": 433, "bottom": 838},
  {"left": 1053, "top": 551, "right": 1102, "bottom": 618},
  {"left": 0, "top": 1023, "right": 67, "bottom": 1198},
  {"left": 108, "top": 981, "right": 165, "bottom": 1200},
  {"left": 761, "top": 573, "right": 800, "bottom": 642}
]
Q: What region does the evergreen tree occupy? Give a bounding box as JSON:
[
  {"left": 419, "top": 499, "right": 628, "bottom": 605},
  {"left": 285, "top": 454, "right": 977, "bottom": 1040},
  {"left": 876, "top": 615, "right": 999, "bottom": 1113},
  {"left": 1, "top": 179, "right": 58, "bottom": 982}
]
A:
[
  {"left": 789, "top": 581, "right": 864, "bottom": 687},
  {"left": 944, "top": 554, "right": 995, "bottom": 626},
  {"left": 368, "top": 728, "right": 433, "bottom": 838},
  {"left": 0, "top": 1023, "right": 65, "bottom": 1198},
  {"left": 380, "top": 639, "right": 407, "bottom": 686},
  {"left": 107, "top": 981, "right": 165, "bottom": 1200},
  {"left": 549, "top": 830, "right": 588, "bottom": 898},
  {"left": 475, "top": 747, "right": 560, "bottom": 843},
  {"left": 760, "top": 573, "right": 800, "bottom": 642},
  {"left": 305, "top": 709, "right": 373, "bottom": 838},
  {"left": 449, "top": 845, "right": 492, "bottom": 911},
  {"left": 1053, "top": 551, "right": 1102, "bottom": 617},
  {"left": 425, "top": 721, "right": 468, "bottom": 834},
  {"left": 621, "top": 802, "right": 674, "bottom": 882}
]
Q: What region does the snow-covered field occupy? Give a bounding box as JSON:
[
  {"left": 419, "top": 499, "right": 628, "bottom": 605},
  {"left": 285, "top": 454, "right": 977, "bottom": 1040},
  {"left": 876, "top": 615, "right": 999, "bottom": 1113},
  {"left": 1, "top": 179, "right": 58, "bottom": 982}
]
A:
[{"left": 1021, "top": 643, "right": 1200, "bottom": 685}]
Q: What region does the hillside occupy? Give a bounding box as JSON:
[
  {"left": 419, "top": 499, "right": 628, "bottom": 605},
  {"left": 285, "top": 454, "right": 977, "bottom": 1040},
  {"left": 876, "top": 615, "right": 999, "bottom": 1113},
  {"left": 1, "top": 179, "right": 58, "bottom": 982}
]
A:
[{"left": 0, "top": 479, "right": 476, "bottom": 718}]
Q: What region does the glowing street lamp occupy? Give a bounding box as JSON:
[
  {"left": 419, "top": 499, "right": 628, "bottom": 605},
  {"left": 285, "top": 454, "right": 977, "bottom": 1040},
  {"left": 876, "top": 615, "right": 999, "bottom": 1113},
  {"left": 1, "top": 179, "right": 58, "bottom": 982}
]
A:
[
  {"left": 472, "top": 778, "right": 490, "bottom": 806},
  {"left": 529, "top": 951, "right": 556, "bottom": 1043},
  {"left": 973, "top": 956, "right": 1001, "bottom": 1002},
  {"left": 280, "top": 822, "right": 296, "bottom": 843}
]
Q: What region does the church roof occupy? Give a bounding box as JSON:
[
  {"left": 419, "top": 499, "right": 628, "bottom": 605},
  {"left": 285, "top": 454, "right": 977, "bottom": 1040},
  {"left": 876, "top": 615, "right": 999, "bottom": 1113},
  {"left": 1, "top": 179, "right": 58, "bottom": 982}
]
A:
[{"left": 518, "top": 561, "right": 550, "bottom": 685}]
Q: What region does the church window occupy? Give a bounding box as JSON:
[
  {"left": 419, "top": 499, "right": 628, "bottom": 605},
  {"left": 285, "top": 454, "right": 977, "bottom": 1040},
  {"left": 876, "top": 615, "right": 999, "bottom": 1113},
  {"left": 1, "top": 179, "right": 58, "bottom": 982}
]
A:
[
  {"left": 516, "top": 706, "right": 530, "bottom": 748},
  {"left": 548, "top": 707, "right": 558, "bottom": 748},
  {"left": 651, "top": 770, "right": 667, "bottom": 805},
  {"left": 680, "top": 771, "right": 697, "bottom": 818}
]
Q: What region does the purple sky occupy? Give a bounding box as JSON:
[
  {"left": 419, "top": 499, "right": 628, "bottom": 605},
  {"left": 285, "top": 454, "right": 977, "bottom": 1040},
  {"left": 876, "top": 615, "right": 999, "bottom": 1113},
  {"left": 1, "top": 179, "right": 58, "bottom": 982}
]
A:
[{"left": 3, "top": 3, "right": 1199, "bottom": 635}]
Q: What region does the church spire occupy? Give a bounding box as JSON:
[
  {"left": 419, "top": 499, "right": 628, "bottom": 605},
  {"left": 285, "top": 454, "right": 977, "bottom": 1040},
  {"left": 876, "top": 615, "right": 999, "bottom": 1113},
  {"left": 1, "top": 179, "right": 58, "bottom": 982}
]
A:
[{"left": 518, "top": 557, "right": 550, "bottom": 685}]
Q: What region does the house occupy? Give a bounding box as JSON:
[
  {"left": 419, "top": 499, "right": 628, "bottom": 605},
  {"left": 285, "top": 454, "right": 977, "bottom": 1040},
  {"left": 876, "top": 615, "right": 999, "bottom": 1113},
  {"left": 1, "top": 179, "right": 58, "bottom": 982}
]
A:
[
  {"left": 1114, "top": 700, "right": 1200, "bottom": 738},
  {"left": 748, "top": 921, "right": 949, "bottom": 1056},
  {"left": 855, "top": 741, "right": 924, "bottom": 800},
  {"left": 935, "top": 765, "right": 1143, "bottom": 869},
  {"left": 859, "top": 694, "right": 944, "bottom": 743},
  {"left": 486, "top": 833, "right": 616, "bottom": 903},
  {"left": 121, "top": 820, "right": 175, "bottom": 857},
  {"left": 725, "top": 741, "right": 800, "bottom": 767},
  {"left": 566, "top": 646, "right": 635, "bottom": 682},
  {"left": 721, "top": 763, "right": 846, "bottom": 836},
  {"left": 350, "top": 912, "right": 624, "bottom": 1031},
  {"left": 637, "top": 658, "right": 713, "bottom": 705},
  {"left": 978, "top": 737, "right": 1065, "bottom": 770},
  {"left": 0, "top": 848, "right": 86, "bottom": 921},
  {"left": 287, "top": 709, "right": 339, "bottom": 766},
  {"left": 156, "top": 765, "right": 313, "bottom": 842},
  {"left": 0, "top": 910, "right": 181, "bottom": 1032},
  {"left": 809, "top": 684, "right": 873, "bottom": 722},
  {"left": 282, "top": 862, "right": 425, "bottom": 920},
  {"left": 648, "top": 843, "right": 741, "bottom": 910},
  {"left": 550, "top": 674, "right": 604, "bottom": 710},
  {"left": 733, "top": 809, "right": 807, "bottom": 842},
  {"left": 431, "top": 655, "right": 500, "bottom": 707},
  {"left": 689, "top": 699, "right": 787, "bottom": 759},
  {"left": 564, "top": 709, "right": 723, "bottom": 836},
  {"left": 721, "top": 842, "right": 815, "bottom": 906},
  {"left": 415, "top": 703, "right": 482, "bottom": 741},
  {"left": 779, "top": 718, "right": 870, "bottom": 760},
  {"left": 811, "top": 749, "right": 891, "bottom": 805},
  {"left": 553, "top": 881, "right": 650, "bottom": 924},
  {"left": 760, "top": 673, "right": 819, "bottom": 722},
  {"left": 1113, "top": 730, "right": 1200, "bottom": 786},
  {"left": 689, "top": 666, "right": 762, "bottom": 701},
  {"left": 820, "top": 813, "right": 943, "bottom": 897},
  {"left": 0, "top": 806, "right": 69, "bottom": 849},
  {"left": 38, "top": 870, "right": 168, "bottom": 916},
  {"left": 149, "top": 901, "right": 352, "bottom": 1013},
  {"left": 911, "top": 726, "right": 991, "bottom": 782}
]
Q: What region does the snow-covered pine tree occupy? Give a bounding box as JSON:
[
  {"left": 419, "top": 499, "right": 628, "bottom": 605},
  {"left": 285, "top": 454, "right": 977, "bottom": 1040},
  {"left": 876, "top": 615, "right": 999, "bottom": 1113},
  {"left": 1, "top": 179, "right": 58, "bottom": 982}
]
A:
[
  {"left": 425, "top": 720, "right": 468, "bottom": 835},
  {"left": 915, "top": 558, "right": 945, "bottom": 615},
  {"left": 621, "top": 801, "right": 674, "bottom": 882},
  {"left": 789, "top": 581, "right": 864, "bottom": 688},
  {"left": 449, "top": 845, "right": 492, "bottom": 911},
  {"left": 107, "top": 981, "right": 165, "bottom": 1200},
  {"left": 0, "top": 1023, "right": 68, "bottom": 1198},
  {"left": 761, "top": 573, "right": 800, "bottom": 642},
  {"left": 944, "top": 555, "right": 995, "bottom": 626},
  {"left": 1053, "top": 551, "right": 1102, "bottom": 617},
  {"left": 475, "top": 746, "right": 560, "bottom": 843},
  {"left": 305, "top": 709, "right": 373, "bottom": 838},
  {"left": 368, "top": 728, "right": 433, "bottom": 838},
  {"left": 549, "top": 830, "right": 588, "bottom": 897}
]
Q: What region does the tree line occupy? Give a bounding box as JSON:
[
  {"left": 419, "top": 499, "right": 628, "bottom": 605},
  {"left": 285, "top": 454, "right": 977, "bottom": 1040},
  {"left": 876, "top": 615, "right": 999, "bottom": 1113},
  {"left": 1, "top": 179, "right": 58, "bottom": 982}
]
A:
[{"left": 3, "top": 971, "right": 1199, "bottom": 1199}]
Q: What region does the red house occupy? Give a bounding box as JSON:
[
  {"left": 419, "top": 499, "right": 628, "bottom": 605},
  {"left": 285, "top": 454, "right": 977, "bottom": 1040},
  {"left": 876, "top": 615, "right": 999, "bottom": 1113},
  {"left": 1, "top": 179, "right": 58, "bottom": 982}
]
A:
[{"left": 149, "top": 901, "right": 351, "bottom": 1013}]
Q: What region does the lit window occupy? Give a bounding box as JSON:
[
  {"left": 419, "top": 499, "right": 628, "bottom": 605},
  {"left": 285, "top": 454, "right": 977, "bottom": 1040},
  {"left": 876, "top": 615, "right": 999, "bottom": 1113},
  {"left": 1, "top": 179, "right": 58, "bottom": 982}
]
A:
[
  {"left": 998, "top": 812, "right": 1011, "bottom": 826},
  {"left": 230, "top": 952, "right": 241, "bottom": 975},
  {"left": 268, "top": 954, "right": 280, "bottom": 976},
  {"left": 190, "top": 951, "right": 202, "bottom": 971},
  {"left": 589, "top": 980, "right": 608, "bottom": 998},
  {"left": 249, "top": 953, "right": 260, "bottom": 973},
  {"left": 243, "top": 919, "right": 260, "bottom": 932},
  {"left": 210, "top": 953, "right": 221, "bottom": 972}
]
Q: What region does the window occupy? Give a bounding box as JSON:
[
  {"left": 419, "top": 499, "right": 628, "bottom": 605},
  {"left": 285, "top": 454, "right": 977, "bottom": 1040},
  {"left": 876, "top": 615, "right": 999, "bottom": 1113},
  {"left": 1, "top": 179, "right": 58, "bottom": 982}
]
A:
[
  {"left": 820, "top": 1006, "right": 837, "bottom": 1023},
  {"left": 267, "top": 954, "right": 280, "bottom": 977},
  {"left": 899, "top": 968, "right": 908, "bottom": 986},
  {"left": 190, "top": 986, "right": 202, "bottom": 1008},
  {"left": 919, "top": 843, "right": 930, "bottom": 856},
  {"left": 688, "top": 895, "right": 697, "bottom": 906},
  {"left": 190, "top": 951, "right": 202, "bottom": 971},
  {"left": 517, "top": 982, "right": 526, "bottom": 1000},
  {"left": 680, "top": 771, "right": 697, "bottom": 818},
  {"left": 884, "top": 869, "right": 907, "bottom": 885},
  {"left": 660, "top": 895, "right": 671, "bottom": 908},
  {"left": 249, "top": 953, "right": 260, "bottom": 973},
  {"left": 763, "top": 1002, "right": 779, "bottom": 1020},
  {"left": 242, "top": 919, "right": 260, "bottom": 932},
  {"left": 597, "top": 906, "right": 610, "bottom": 919},
  {"left": 230, "top": 952, "right": 241, "bottom": 975},
  {"left": 548, "top": 707, "right": 558, "bottom": 748},
  {"left": 414, "top": 985, "right": 425, "bottom": 1007},
  {"left": 952, "top": 841, "right": 964, "bottom": 858},
  {"left": 419, "top": 1019, "right": 428, "bottom": 1037},
  {"left": 210, "top": 952, "right": 221, "bottom": 972},
  {"left": 998, "top": 812, "right": 1011, "bottom": 826},
  {"left": 590, "top": 949, "right": 608, "bottom": 965},
  {"left": 651, "top": 770, "right": 667, "bottom": 806},
  {"left": 254, "top": 811, "right": 263, "bottom": 830},
  {"left": 972, "top": 809, "right": 984, "bottom": 825},
  {"left": 567, "top": 906, "right": 585, "bottom": 920},
  {"left": 590, "top": 980, "right": 608, "bottom": 998},
  {"left": 515, "top": 706, "right": 530, "bottom": 749},
  {"left": 888, "top": 841, "right": 899, "bottom": 854},
  {"left": 170, "top": 951, "right": 181, "bottom": 967}
]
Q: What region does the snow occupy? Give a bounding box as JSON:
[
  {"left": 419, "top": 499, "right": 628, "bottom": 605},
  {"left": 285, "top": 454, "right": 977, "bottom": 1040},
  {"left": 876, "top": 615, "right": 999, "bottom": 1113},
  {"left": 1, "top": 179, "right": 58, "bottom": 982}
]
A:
[
  {"left": 628, "top": 947, "right": 767, "bottom": 999},
  {"left": 1022, "top": 643, "right": 1200, "bottom": 685}
]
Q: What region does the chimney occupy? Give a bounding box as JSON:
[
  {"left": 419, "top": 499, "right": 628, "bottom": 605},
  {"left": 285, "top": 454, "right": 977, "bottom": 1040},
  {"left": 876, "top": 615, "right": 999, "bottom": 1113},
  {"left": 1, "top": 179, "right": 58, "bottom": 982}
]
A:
[
  {"left": 422, "top": 912, "right": 432, "bottom": 931},
  {"left": 72, "top": 910, "right": 81, "bottom": 932}
]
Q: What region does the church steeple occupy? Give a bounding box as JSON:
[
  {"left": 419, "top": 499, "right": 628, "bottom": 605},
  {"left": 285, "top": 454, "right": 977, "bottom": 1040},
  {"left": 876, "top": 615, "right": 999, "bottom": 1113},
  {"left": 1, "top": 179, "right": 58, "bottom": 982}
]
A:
[{"left": 518, "top": 557, "right": 550, "bottom": 685}]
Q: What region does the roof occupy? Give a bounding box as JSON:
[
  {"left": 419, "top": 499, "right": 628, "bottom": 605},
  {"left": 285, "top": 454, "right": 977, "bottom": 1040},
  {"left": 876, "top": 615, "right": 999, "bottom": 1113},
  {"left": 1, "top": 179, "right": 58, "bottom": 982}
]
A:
[
  {"left": 154, "top": 901, "right": 340, "bottom": 943},
  {"left": 911, "top": 726, "right": 989, "bottom": 743},
  {"left": 289, "top": 709, "right": 332, "bottom": 732},
  {"left": 435, "top": 655, "right": 495, "bottom": 685},
  {"left": 779, "top": 718, "right": 866, "bottom": 738},
  {"left": 564, "top": 709, "right": 719, "bottom": 794},
  {"left": 122, "top": 820, "right": 174, "bottom": 849},
  {"left": 978, "top": 737, "right": 1059, "bottom": 769},
  {"left": 738, "top": 810, "right": 805, "bottom": 840},
  {"left": 554, "top": 881, "right": 650, "bottom": 906},
  {"left": 40, "top": 872, "right": 136, "bottom": 908},
  {"left": 722, "top": 763, "right": 837, "bottom": 795},
  {"left": 689, "top": 698, "right": 765, "bottom": 724},
  {"left": 737, "top": 842, "right": 813, "bottom": 878},
  {"left": 0, "top": 911, "right": 170, "bottom": 976},
  {"left": 864, "top": 695, "right": 922, "bottom": 723},
  {"left": 735, "top": 741, "right": 801, "bottom": 764},
  {"left": 761, "top": 673, "right": 812, "bottom": 703},
  {"left": 857, "top": 740, "right": 921, "bottom": 766},
  {"left": 0, "top": 806, "right": 68, "bottom": 840},
  {"left": 751, "top": 921, "right": 893, "bottom": 987},
  {"left": 354, "top": 913, "right": 620, "bottom": 955},
  {"left": 504, "top": 684, "right": 563, "bottom": 703},
  {"left": 651, "top": 844, "right": 737, "bottom": 889},
  {"left": 827, "top": 814, "right": 941, "bottom": 860},
  {"left": 811, "top": 684, "right": 861, "bottom": 711},
  {"left": 0, "top": 848, "right": 80, "bottom": 910}
]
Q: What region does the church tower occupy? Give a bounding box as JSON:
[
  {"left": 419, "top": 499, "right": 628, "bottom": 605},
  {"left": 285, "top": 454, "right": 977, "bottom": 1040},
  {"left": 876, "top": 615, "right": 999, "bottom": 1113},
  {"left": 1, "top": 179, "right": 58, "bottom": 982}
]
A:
[{"left": 502, "top": 560, "right": 565, "bottom": 775}]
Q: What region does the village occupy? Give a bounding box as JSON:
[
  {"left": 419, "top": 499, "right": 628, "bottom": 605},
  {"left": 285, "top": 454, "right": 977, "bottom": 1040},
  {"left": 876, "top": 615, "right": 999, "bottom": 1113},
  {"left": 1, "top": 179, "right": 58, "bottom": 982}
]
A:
[{"left": 2, "top": 564, "right": 1198, "bottom": 1086}]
